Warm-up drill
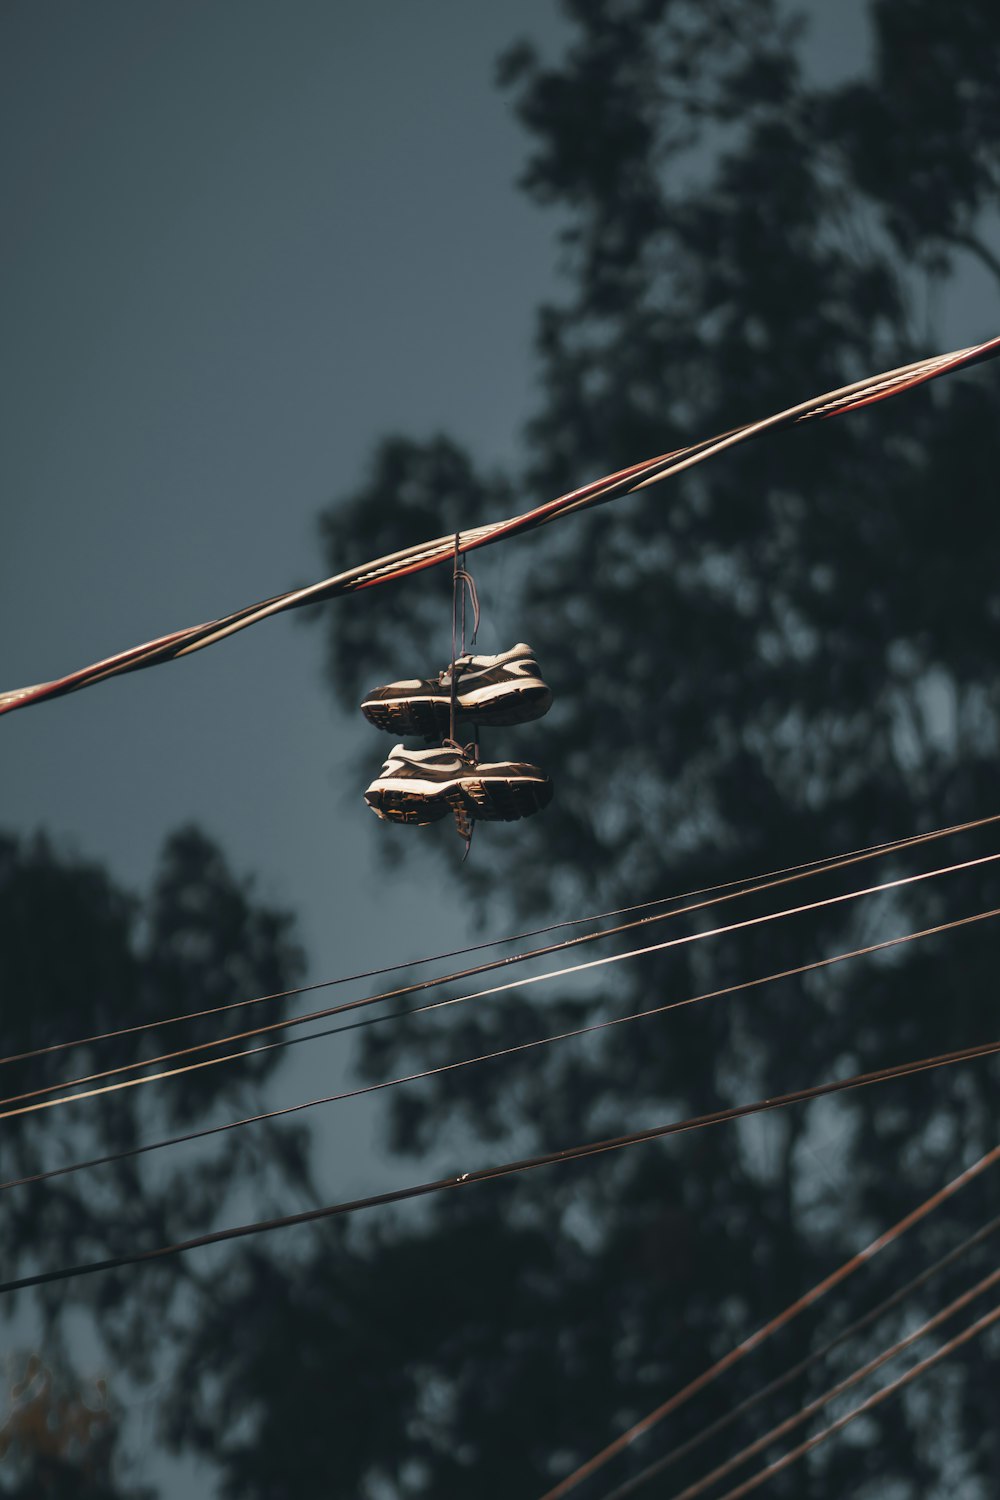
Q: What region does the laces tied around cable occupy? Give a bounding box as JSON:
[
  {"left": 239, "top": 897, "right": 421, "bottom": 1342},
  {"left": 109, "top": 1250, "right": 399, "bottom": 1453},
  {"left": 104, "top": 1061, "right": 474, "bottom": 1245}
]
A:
[{"left": 445, "top": 531, "right": 481, "bottom": 857}]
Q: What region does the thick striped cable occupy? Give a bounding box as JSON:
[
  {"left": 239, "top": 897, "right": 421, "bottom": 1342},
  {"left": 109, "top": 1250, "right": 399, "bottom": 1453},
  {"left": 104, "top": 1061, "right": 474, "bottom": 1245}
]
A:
[
  {"left": 624, "top": 1264, "right": 1000, "bottom": 1500},
  {"left": 538, "top": 1145, "right": 1000, "bottom": 1499},
  {"left": 601, "top": 1212, "right": 1000, "bottom": 1500},
  {"left": 3, "top": 342, "right": 989, "bottom": 708},
  {"left": 3, "top": 335, "right": 997, "bottom": 716},
  {"left": 709, "top": 1300, "right": 1000, "bottom": 1500},
  {"left": 8, "top": 808, "right": 996, "bottom": 1072},
  {"left": 6, "top": 903, "right": 997, "bottom": 1187},
  {"left": 6, "top": 848, "right": 998, "bottom": 1117},
  {"left": 2, "top": 1043, "right": 998, "bottom": 1297}
]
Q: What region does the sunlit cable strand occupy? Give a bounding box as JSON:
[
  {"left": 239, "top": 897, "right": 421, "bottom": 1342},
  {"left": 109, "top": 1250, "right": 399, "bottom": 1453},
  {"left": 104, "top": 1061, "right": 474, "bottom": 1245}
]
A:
[
  {"left": 623, "top": 344, "right": 995, "bottom": 500},
  {"left": 8, "top": 345, "right": 988, "bottom": 694},
  {"left": 6, "top": 903, "right": 998, "bottom": 1179},
  {"left": 0, "top": 448, "right": 677, "bottom": 709},
  {"left": 0, "top": 451, "right": 663, "bottom": 712},
  {"left": 4, "top": 335, "right": 997, "bottom": 716},
  {"left": 522, "top": 346, "right": 974, "bottom": 528},
  {"left": 602, "top": 1212, "right": 1000, "bottom": 1500},
  {"left": 7, "top": 848, "right": 999, "bottom": 1116},
  {"left": 0, "top": 366, "right": 939, "bottom": 707},
  {"left": 0, "top": 353, "right": 968, "bottom": 703},
  {"left": 639, "top": 1266, "right": 1000, "bottom": 1500},
  {"left": 8, "top": 808, "right": 996, "bottom": 1069},
  {"left": 710, "top": 1300, "right": 1000, "bottom": 1500},
  {"left": 3, "top": 1044, "right": 998, "bottom": 1298},
  {"left": 538, "top": 1145, "right": 1000, "bottom": 1500}
]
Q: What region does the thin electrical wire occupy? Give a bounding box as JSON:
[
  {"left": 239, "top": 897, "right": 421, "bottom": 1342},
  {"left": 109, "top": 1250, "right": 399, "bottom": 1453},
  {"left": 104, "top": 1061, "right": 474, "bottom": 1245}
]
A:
[
  {"left": 6, "top": 902, "right": 997, "bottom": 1185},
  {"left": 2, "top": 1042, "right": 998, "bottom": 1297},
  {"left": 710, "top": 1300, "right": 1000, "bottom": 1500},
  {"left": 7, "top": 847, "right": 998, "bottom": 1117},
  {"left": 646, "top": 1266, "right": 1000, "bottom": 1500},
  {"left": 601, "top": 1212, "right": 1000, "bottom": 1500},
  {"left": 8, "top": 808, "right": 996, "bottom": 1070},
  {"left": 3, "top": 335, "right": 998, "bottom": 716},
  {"left": 538, "top": 1145, "right": 1000, "bottom": 1500}
]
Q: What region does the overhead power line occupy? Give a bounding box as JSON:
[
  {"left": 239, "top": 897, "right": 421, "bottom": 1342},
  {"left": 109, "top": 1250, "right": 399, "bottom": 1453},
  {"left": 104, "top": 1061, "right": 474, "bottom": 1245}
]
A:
[
  {"left": 709, "top": 1300, "right": 1000, "bottom": 1500},
  {"left": 601, "top": 1211, "right": 1000, "bottom": 1500},
  {"left": 5, "top": 903, "right": 997, "bottom": 1187},
  {"left": 5, "top": 851, "right": 998, "bottom": 1119},
  {"left": 644, "top": 1265, "right": 1000, "bottom": 1500},
  {"left": 7, "top": 808, "right": 997, "bottom": 1071},
  {"left": 538, "top": 1145, "right": 1000, "bottom": 1499},
  {"left": 2, "top": 1041, "right": 997, "bottom": 1296},
  {"left": 2, "top": 336, "right": 998, "bottom": 717}
]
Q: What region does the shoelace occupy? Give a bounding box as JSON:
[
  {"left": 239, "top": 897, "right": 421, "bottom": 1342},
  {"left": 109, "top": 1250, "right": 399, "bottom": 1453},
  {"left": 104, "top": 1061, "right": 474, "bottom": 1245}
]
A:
[
  {"left": 448, "top": 534, "right": 481, "bottom": 857},
  {"left": 436, "top": 737, "right": 480, "bottom": 858}
]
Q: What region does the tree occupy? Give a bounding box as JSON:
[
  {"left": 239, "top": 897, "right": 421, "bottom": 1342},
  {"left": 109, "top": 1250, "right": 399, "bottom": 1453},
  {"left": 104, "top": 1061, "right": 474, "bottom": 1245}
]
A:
[
  {"left": 0, "top": 1353, "right": 151, "bottom": 1500},
  {"left": 165, "top": 2, "right": 1000, "bottom": 1494},
  {"left": 0, "top": 827, "right": 310, "bottom": 1492}
]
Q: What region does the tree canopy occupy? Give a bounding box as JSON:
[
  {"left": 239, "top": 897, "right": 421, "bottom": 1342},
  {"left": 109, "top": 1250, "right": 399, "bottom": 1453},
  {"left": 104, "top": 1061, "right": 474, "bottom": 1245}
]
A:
[
  {"left": 8, "top": 3, "right": 1000, "bottom": 1496},
  {"left": 308, "top": 2, "right": 1000, "bottom": 1493},
  {"left": 1, "top": 826, "right": 309, "bottom": 1497}
]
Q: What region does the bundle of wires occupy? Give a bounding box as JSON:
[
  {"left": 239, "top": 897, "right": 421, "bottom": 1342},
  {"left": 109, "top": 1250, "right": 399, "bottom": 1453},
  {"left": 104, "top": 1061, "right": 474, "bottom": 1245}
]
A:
[
  {"left": 3, "top": 335, "right": 999, "bottom": 717},
  {"left": 4, "top": 809, "right": 1000, "bottom": 1292}
]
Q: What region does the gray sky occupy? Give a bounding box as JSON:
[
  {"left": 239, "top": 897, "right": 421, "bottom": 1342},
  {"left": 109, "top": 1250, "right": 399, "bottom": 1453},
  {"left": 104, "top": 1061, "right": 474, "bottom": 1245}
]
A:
[
  {"left": 1, "top": 5, "right": 571, "bottom": 1491},
  {"left": 5, "top": 2, "right": 996, "bottom": 1494},
  {"left": 0, "top": 0, "right": 575, "bottom": 1217},
  {"left": 1, "top": 0, "right": 566, "bottom": 969}
]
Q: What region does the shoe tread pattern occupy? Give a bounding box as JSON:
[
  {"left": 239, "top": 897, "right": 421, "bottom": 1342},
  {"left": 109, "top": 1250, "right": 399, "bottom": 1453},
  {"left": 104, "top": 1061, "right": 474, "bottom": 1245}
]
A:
[
  {"left": 361, "top": 684, "right": 551, "bottom": 737},
  {"left": 463, "top": 684, "right": 552, "bottom": 728},
  {"left": 361, "top": 697, "right": 451, "bottom": 738},
  {"left": 367, "top": 774, "right": 552, "bottom": 825},
  {"left": 364, "top": 788, "right": 449, "bottom": 825},
  {"left": 446, "top": 774, "right": 552, "bottom": 822}
]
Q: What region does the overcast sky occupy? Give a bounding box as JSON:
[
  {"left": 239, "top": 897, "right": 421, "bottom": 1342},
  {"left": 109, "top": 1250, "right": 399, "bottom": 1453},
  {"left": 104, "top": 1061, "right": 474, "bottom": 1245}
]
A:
[
  {"left": 5, "top": 3, "right": 995, "bottom": 1495},
  {"left": 0, "top": 0, "right": 580, "bottom": 1235},
  {"left": 0, "top": 8, "right": 575, "bottom": 1491}
]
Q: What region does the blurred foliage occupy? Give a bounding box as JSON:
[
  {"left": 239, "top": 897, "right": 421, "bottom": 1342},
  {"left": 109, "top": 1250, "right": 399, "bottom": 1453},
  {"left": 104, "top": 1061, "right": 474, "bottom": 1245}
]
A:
[
  {"left": 0, "top": 826, "right": 311, "bottom": 1490},
  {"left": 293, "top": 2, "right": 1000, "bottom": 1494},
  {"left": 11, "top": 1, "right": 1000, "bottom": 1496},
  {"left": 0, "top": 1352, "right": 151, "bottom": 1500}
]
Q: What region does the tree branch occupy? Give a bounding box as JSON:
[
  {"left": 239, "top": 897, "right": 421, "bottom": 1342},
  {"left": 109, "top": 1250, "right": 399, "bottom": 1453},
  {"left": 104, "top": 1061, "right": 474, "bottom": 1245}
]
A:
[{"left": 941, "top": 228, "right": 1000, "bottom": 290}]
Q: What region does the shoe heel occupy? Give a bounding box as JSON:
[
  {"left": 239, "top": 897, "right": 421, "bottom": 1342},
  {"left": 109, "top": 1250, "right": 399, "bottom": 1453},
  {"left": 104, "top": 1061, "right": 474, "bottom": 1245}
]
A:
[
  {"left": 452, "top": 775, "right": 553, "bottom": 822},
  {"left": 361, "top": 700, "right": 451, "bottom": 738},
  {"left": 365, "top": 788, "right": 449, "bottom": 825},
  {"left": 465, "top": 685, "right": 553, "bottom": 728}
]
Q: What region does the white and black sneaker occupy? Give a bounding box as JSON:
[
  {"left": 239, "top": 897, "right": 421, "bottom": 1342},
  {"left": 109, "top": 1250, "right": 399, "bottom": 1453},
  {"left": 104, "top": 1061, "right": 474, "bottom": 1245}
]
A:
[
  {"left": 360, "top": 643, "right": 552, "bottom": 739},
  {"left": 364, "top": 744, "right": 553, "bottom": 825}
]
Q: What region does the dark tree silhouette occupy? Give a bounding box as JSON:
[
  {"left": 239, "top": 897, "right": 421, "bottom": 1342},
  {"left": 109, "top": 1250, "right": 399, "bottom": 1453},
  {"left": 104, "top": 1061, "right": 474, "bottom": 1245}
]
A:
[
  {"left": 0, "top": 826, "right": 310, "bottom": 1497},
  {"left": 94, "top": 2, "right": 1000, "bottom": 1496},
  {"left": 0, "top": 1354, "right": 152, "bottom": 1500}
]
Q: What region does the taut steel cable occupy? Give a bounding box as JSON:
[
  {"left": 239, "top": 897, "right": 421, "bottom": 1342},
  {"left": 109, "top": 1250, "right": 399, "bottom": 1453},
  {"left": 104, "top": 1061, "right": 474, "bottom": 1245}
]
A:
[
  {"left": 538, "top": 1145, "right": 1000, "bottom": 1499},
  {"left": 6, "top": 902, "right": 997, "bottom": 1182},
  {"left": 2, "top": 1044, "right": 998, "bottom": 1296},
  {"left": 647, "top": 1266, "right": 1000, "bottom": 1500},
  {"left": 6, "top": 850, "right": 998, "bottom": 1116},
  {"left": 3, "top": 336, "right": 998, "bottom": 716},
  {"left": 601, "top": 1211, "right": 1000, "bottom": 1500},
  {"left": 709, "top": 1300, "right": 1000, "bottom": 1500},
  {"left": 7, "top": 808, "right": 996, "bottom": 1071}
]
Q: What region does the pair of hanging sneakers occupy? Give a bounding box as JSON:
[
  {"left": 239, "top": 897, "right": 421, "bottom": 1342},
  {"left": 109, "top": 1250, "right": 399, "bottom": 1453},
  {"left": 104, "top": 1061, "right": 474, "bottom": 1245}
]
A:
[{"left": 362, "top": 643, "right": 554, "bottom": 826}]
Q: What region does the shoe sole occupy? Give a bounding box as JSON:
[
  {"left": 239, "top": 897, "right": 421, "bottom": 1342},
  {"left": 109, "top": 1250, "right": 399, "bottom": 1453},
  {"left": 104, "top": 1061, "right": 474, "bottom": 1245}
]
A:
[
  {"left": 365, "top": 772, "right": 553, "bottom": 825},
  {"left": 361, "top": 684, "right": 553, "bottom": 738}
]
